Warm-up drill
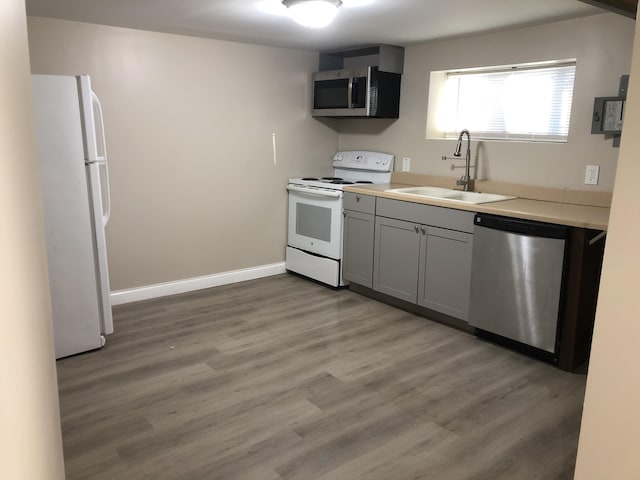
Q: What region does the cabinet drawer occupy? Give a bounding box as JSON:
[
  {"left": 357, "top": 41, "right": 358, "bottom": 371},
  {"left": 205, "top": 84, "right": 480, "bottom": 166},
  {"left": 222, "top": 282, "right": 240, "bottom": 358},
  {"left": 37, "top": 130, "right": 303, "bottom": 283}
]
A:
[
  {"left": 344, "top": 192, "right": 376, "bottom": 214},
  {"left": 376, "top": 198, "right": 474, "bottom": 233}
]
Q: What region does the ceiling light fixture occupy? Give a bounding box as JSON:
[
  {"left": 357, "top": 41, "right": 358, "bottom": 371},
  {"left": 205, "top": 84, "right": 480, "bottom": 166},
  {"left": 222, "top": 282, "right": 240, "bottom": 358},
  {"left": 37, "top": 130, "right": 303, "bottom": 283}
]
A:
[{"left": 282, "top": 0, "right": 342, "bottom": 29}]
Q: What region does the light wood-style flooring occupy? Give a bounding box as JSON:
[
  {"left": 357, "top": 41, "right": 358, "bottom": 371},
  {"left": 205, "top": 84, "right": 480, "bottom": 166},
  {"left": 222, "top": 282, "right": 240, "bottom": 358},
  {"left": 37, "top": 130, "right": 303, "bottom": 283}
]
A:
[{"left": 57, "top": 274, "right": 586, "bottom": 479}]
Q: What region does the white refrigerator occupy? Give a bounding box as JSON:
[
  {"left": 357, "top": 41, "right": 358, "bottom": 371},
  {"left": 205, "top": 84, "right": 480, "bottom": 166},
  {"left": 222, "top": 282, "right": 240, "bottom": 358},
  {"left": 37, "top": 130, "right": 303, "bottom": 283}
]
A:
[{"left": 32, "top": 74, "right": 114, "bottom": 359}]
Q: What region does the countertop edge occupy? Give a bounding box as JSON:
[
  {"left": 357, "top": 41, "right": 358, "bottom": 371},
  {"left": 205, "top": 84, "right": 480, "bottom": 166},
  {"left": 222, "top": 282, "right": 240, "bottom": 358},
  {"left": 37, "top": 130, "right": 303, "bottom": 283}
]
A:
[{"left": 343, "top": 184, "right": 610, "bottom": 231}]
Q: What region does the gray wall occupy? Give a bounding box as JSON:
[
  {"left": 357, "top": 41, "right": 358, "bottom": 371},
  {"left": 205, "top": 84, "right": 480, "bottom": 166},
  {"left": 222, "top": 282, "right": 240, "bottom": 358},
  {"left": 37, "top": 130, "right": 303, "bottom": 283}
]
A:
[
  {"left": 575, "top": 11, "right": 640, "bottom": 479},
  {"left": 27, "top": 13, "right": 635, "bottom": 293},
  {"left": 338, "top": 13, "right": 635, "bottom": 191},
  {"left": 27, "top": 17, "right": 339, "bottom": 291},
  {"left": 1, "top": 3, "right": 64, "bottom": 478}
]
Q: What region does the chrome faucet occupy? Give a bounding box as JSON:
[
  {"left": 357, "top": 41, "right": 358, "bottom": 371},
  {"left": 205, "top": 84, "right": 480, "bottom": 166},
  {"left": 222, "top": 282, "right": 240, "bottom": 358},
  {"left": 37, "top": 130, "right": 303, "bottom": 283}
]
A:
[{"left": 453, "top": 129, "right": 474, "bottom": 191}]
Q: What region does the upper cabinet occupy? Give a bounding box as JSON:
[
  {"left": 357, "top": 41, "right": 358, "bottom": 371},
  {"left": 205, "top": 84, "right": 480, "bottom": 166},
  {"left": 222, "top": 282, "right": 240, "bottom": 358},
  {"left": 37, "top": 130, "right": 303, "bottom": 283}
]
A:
[
  {"left": 318, "top": 44, "right": 405, "bottom": 74},
  {"left": 312, "top": 45, "right": 405, "bottom": 119},
  {"left": 578, "top": 0, "right": 637, "bottom": 18}
]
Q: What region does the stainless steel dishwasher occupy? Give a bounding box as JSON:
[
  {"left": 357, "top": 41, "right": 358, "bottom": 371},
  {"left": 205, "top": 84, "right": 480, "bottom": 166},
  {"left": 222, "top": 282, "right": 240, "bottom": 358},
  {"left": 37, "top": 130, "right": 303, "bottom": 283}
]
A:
[{"left": 468, "top": 213, "right": 567, "bottom": 360}]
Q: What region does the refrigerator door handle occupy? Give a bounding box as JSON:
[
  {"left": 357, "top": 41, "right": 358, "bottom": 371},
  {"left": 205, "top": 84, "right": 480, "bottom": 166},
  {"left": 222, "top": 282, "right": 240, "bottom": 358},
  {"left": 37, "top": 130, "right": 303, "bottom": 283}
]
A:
[
  {"left": 99, "top": 162, "right": 111, "bottom": 225},
  {"left": 91, "top": 90, "right": 112, "bottom": 225},
  {"left": 91, "top": 91, "right": 107, "bottom": 161}
]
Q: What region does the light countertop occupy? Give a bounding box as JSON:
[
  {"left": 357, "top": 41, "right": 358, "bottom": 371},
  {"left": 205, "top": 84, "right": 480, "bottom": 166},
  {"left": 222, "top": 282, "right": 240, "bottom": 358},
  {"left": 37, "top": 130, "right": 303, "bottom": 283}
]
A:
[{"left": 343, "top": 183, "right": 610, "bottom": 230}]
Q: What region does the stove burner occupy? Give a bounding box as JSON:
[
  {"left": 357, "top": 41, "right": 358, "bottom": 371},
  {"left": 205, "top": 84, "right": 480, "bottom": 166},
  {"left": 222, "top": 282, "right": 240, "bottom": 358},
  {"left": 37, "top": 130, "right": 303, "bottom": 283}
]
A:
[
  {"left": 322, "top": 177, "right": 343, "bottom": 181},
  {"left": 330, "top": 180, "right": 355, "bottom": 184},
  {"left": 301, "top": 177, "right": 319, "bottom": 181},
  {"left": 355, "top": 180, "right": 373, "bottom": 184}
]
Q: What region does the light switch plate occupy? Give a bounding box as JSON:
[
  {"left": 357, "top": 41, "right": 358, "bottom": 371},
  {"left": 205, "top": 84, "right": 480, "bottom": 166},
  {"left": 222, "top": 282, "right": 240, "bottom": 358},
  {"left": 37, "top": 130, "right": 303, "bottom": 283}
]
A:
[
  {"left": 402, "top": 157, "right": 411, "bottom": 172},
  {"left": 585, "top": 165, "right": 600, "bottom": 185}
]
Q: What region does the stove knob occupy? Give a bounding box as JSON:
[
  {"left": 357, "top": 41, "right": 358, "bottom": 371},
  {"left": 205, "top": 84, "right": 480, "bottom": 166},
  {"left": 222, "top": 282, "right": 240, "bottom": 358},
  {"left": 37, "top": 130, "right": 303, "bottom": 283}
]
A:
[{"left": 335, "top": 154, "right": 343, "bottom": 162}]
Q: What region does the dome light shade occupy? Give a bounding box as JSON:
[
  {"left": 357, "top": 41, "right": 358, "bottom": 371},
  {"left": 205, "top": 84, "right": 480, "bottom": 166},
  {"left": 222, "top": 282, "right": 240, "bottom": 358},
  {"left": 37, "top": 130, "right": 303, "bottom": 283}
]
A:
[{"left": 282, "top": 0, "right": 342, "bottom": 28}]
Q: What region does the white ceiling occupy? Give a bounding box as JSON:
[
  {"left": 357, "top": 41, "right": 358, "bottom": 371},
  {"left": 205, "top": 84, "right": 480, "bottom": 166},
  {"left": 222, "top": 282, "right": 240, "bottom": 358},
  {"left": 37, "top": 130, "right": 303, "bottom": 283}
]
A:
[{"left": 25, "top": 0, "right": 604, "bottom": 51}]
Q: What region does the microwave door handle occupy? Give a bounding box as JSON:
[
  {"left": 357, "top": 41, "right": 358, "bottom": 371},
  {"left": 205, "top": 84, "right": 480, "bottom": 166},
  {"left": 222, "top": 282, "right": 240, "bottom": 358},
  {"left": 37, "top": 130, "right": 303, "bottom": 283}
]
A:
[
  {"left": 351, "top": 77, "right": 359, "bottom": 108},
  {"left": 348, "top": 77, "right": 354, "bottom": 109}
]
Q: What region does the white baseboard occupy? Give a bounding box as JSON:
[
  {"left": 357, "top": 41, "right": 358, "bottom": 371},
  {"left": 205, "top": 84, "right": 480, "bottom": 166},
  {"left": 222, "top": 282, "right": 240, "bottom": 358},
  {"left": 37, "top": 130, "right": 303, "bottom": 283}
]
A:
[{"left": 110, "top": 262, "right": 286, "bottom": 306}]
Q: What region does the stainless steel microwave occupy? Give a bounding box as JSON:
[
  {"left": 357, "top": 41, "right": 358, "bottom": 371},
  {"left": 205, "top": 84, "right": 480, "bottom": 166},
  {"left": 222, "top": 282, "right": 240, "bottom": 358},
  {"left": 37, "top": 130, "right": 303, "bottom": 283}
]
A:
[{"left": 312, "top": 66, "right": 401, "bottom": 118}]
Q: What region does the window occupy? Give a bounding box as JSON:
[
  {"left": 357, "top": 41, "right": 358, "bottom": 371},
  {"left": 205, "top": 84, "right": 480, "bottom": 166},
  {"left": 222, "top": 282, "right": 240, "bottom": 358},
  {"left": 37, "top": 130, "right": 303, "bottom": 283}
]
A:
[{"left": 432, "top": 60, "right": 577, "bottom": 143}]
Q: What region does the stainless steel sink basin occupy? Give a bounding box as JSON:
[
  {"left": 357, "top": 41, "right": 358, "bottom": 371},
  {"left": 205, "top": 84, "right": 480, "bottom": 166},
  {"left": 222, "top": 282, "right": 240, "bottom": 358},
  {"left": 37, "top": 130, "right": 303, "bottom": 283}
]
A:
[{"left": 385, "top": 186, "right": 516, "bottom": 205}]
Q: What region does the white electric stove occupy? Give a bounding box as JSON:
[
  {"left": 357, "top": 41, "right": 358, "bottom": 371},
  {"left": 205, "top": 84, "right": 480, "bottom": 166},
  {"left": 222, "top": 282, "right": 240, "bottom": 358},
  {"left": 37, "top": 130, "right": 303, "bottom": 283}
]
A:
[{"left": 286, "top": 151, "right": 394, "bottom": 287}]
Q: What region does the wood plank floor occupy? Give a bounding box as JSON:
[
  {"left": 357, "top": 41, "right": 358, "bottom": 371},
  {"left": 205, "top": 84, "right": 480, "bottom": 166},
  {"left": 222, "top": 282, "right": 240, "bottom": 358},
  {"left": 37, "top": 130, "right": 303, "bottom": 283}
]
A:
[{"left": 57, "top": 274, "right": 586, "bottom": 479}]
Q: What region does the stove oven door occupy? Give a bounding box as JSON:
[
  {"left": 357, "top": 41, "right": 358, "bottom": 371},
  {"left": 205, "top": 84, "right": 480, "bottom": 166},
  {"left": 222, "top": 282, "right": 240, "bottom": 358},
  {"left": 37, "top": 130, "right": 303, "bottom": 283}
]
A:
[{"left": 287, "top": 185, "right": 343, "bottom": 260}]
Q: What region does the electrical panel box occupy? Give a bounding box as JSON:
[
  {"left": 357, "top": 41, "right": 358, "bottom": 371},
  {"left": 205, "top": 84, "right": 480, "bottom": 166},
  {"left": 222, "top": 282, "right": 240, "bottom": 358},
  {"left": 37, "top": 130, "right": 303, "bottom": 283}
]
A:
[
  {"left": 592, "top": 74, "right": 629, "bottom": 147},
  {"left": 592, "top": 97, "right": 624, "bottom": 134}
]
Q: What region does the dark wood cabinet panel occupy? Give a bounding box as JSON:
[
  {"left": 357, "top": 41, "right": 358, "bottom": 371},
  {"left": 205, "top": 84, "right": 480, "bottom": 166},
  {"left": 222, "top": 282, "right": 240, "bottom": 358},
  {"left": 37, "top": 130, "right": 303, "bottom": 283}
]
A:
[{"left": 559, "top": 228, "right": 606, "bottom": 371}]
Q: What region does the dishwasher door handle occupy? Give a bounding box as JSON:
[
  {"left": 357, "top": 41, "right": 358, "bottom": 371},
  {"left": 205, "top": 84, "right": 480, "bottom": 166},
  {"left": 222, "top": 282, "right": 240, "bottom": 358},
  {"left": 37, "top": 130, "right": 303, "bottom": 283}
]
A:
[{"left": 474, "top": 213, "right": 567, "bottom": 239}]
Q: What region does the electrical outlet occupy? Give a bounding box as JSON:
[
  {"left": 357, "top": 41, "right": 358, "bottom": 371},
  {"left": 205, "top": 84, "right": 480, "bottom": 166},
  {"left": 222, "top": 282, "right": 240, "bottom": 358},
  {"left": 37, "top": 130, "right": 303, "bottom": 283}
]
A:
[
  {"left": 402, "top": 157, "right": 411, "bottom": 172},
  {"left": 585, "top": 165, "right": 600, "bottom": 185}
]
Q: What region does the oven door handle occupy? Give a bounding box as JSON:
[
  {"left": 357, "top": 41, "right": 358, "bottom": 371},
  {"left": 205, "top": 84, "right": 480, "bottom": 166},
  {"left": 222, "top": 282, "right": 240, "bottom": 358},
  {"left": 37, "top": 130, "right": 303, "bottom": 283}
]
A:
[{"left": 287, "top": 185, "right": 342, "bottom": 198}]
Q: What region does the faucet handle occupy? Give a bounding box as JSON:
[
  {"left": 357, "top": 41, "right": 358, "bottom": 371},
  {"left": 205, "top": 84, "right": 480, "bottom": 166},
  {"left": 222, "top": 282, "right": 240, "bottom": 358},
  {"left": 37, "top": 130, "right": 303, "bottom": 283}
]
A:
[{"left": 456, "top": 176, "right": 474, "bottom": 192}]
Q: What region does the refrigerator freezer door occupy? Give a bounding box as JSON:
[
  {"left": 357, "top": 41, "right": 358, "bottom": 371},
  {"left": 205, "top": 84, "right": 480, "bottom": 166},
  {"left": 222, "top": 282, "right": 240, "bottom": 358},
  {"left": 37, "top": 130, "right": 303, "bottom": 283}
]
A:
[{"left": 32, "top": 74, "right": 105, "bottom": 358}]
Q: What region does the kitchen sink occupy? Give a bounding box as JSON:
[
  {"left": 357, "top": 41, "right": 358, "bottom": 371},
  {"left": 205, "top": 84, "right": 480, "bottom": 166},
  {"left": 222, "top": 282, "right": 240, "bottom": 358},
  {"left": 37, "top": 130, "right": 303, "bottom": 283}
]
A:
[{"left": 385, "top": 186, "right": 516, "bottom": 204}]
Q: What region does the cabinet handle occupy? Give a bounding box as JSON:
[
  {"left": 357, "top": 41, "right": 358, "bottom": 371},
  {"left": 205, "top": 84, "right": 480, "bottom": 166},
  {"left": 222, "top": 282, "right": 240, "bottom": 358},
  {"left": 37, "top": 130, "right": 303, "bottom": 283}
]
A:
[
  {"left": 356, "top": 195, "right": 360, "bottom": 202},
  {"left": 343, "top": 211, "right": 346, "bottom": 218},
  {"left": 421, "top": 227, "right": 426, "bottom": 235},
  {"left": 414, "top": 225, "right": 419, "bottom": 233}
]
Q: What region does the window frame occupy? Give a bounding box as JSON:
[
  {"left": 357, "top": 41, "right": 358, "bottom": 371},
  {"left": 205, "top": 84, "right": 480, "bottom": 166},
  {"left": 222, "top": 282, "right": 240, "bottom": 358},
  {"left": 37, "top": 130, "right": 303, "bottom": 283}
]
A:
[{"left": 428, "top": 59, "right": 578, "bottom": 144}]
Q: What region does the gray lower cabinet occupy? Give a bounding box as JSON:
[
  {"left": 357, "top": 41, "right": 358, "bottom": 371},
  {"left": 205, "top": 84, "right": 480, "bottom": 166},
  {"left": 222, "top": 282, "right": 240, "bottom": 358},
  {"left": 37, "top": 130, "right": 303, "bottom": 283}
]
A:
[
  {"left": 343, "top": 210, "right": 375, "bottom": 287},
  {"left": 373, "top": 217, "right": 421, "bottom": 303},
  {"left": 372, "top": 198, "right": 474, "bottom": 321},
  {"left": 418, "top": 226, "right": 473, "bottom": 320},
  {"left": 343, "top": 193, "right": 376, "bottom": 287}
]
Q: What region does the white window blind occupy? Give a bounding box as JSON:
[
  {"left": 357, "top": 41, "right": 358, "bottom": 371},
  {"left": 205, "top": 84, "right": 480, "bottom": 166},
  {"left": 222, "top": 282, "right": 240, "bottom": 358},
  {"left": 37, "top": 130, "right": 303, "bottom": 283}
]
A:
[{"left": 442, "top": 62, "right": 576, "bottom": 142}]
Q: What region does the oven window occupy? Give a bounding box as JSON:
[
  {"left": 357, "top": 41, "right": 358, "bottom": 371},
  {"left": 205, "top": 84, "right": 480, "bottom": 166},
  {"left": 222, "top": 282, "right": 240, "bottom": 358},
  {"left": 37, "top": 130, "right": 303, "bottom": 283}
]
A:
[{"left": 296, "top": 203, "right": 331, "bottom": 242}]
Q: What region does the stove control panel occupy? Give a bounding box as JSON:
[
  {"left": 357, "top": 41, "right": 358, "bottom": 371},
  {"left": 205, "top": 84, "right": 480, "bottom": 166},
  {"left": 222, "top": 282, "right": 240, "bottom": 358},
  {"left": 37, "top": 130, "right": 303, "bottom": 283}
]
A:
[{"left": 333, "top": 151, "right": 394, "bottom": 172}]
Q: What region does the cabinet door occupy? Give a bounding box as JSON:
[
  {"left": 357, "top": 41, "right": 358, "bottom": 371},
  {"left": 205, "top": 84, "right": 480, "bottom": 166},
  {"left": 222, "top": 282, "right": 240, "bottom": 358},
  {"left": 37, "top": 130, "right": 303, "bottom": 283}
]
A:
[
  {"left": 418, "top": 226, "right": 473, "bottom": 320},
  {"left": 342, "top": 210, "right": 375, "bottom": 287},
  {"left": 373, "top": 217, "right": 420, "bottom": 303}
]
